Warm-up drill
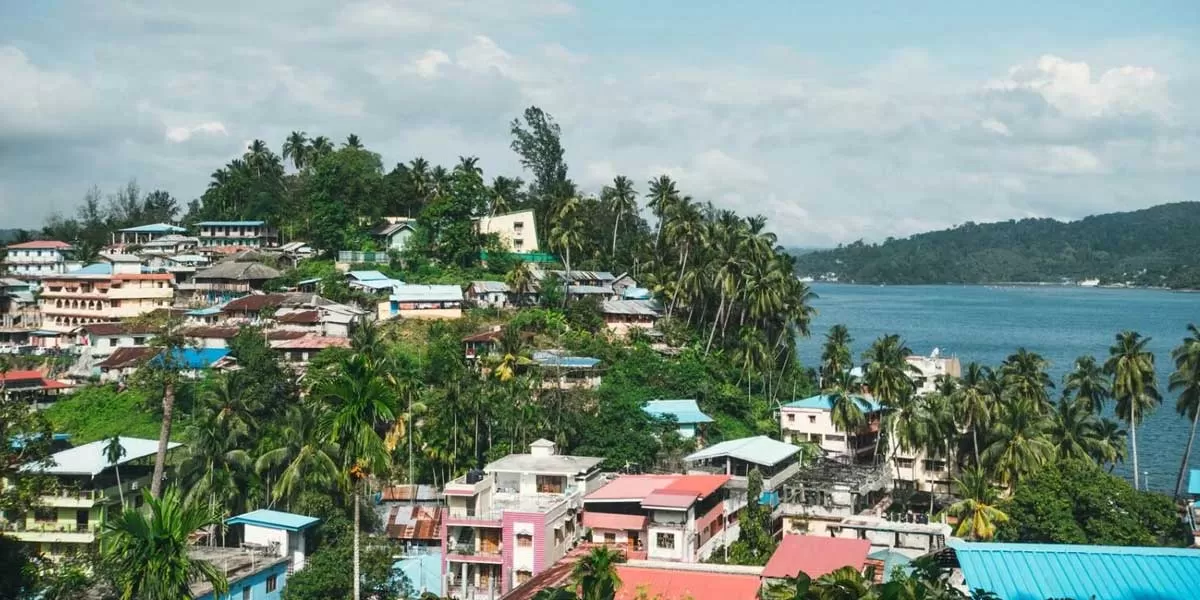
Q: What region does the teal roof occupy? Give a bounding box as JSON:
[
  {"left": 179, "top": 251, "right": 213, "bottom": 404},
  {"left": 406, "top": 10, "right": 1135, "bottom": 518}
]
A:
[
  {"left": 68, "top": 263, "right": 113, "bottom": 276},
  {"left": 197, "top": 221, "right": 266, "bottom": 226},
  {"left": 783, "top": 394, "right": 882, "bottom": 412},
  {"left": 643, "top": 399, "right": 713, "bottom": 425},
  {"left": 150, "top": 348, "right": 230, "bottom": 369},
  {"left": 348, "top": 270, "right": 391, "bottom": 281},
  {"left": 952, "top": 540, "right": 1200, "bottom": 600},
  {"left": 185, "top": 307, "right": 223, "bottom": 316},
  {"left": 118, "top": 223, "right": 187, "bottom": 233},
  {"left": 1189, "top": 469, "right": 1200, "bottom": 496},
  {"left": 394, "top": 552, "right": 442, "bottom": 597},
  {"left": 226, "top": 509, "right": 319, "bottom": 531},
  {"left": 867, "top": 548, "right": 913, "bottom": 582}
]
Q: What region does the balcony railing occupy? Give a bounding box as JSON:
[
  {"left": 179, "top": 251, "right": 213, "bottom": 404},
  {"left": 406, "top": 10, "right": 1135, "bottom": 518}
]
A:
[
  {"left": 44, "top": 488, "right": 104, "bottom": 502},
  {"left": 446, "top": 544, "right": 503, "bottom": 557},
  {"left": 447, "top": 509, "right": 503, "bottom": 522},
  {"left": 1, "top": 521, "right": 100, "bottom": 534}
]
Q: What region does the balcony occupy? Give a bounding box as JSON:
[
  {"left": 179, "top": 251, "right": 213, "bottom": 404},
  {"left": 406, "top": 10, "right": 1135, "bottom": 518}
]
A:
[
  {"left": 1, "top": 522, "right": 99, "bottom": 544},
  {"left": 39, "top": 488, "right": 104, "bottom": 508},
  {"left": 445, "top": 585, "right": 499, "bottom": 599},
  {"left": 445, "top": 545, "right": 504, "bottom": 563},
  {"left": 445, "top": 508, "right": 503, "bottom": 525}
]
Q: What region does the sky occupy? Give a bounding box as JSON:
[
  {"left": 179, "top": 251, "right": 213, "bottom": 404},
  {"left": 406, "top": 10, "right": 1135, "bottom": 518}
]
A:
[{"left": 2, "top": 1, "right": 1198, "bottom": 246}]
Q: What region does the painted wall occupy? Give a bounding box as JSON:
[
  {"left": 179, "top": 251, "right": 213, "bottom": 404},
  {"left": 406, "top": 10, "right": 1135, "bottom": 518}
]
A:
[{"left": 200, "top": 559, "right": 288, "bottom": 600}]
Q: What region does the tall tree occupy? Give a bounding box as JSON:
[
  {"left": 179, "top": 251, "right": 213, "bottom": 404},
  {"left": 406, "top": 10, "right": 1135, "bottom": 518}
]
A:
[
  {"left": 1048, "top": 397, "right": 1104, "bottom": 462},
  {"left": 1170, "top": 324, "right": 1200, "bottom": 499},
  {"left": 282, "top": 130, "right": 310, "bottom": 170},
  {"left": 105, "top": 436, "right": 127, "bottom": 507},
  {"left": 602, "top": 175, "right": 638, "bottom": 261},
  {"left": 954, "top": 362, "right": 994, "bottom": 465},
  {"left": 571, "top": 547, "right": 624, "bottom": 600},
  {"left": 999, "top": 348, "right": 1054, "bottom": 412},
  {"left": 345, "top": 134, "right": 363, "bottom": 149},
  {"left": 645, "top": 175, "right": 680, "bottom": 251},
  {"left": 942, "top": 467, "right": 1008, "bottom": 540},
  {"left": 551, "top": 196, "right": 584, "bottom": 288},
  {"left": 981, "top": 396, "right": 1054, "bottom": 489},
  {"left": 136, "top": 313, "right": 191, "bottom": 499},
  {"left": 510, "top": 106, "right": 569, "bottom": 247},
  {"left": 820, "top": 325, "right": 853, "bottom": 387},
  {"left": 1105, "top": 330, "right": 1160, "bottom": 490},
  {"left": 1064, "top": 355, "right": 1112, "bottom": 414}
]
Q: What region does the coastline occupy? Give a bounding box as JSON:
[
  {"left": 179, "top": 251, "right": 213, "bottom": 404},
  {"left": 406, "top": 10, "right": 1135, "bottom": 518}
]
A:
[{"left": 800, "top": 280, "right": 1196, "bottom": 293}]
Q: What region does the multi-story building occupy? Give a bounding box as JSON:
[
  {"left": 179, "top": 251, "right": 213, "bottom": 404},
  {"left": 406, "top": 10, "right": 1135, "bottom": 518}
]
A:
[
  {"left": 600, "top": 300, "right": 661, "bottom": 336},
  {"left": 110, "top": 223, "right": 188, "bottom": 246},
  {"left": 776, "top": 458, "right": 891, "bottom": 537},
  {"left": 780, "top": 394, "right": 882, "bottom": 461},
  {"left": 440, "top": 439, "right": 604, "bottom": 598},
  {"left": 683, "top": 435, "right": 805, "bottom": 513},
  {"left": 0, "top": 437, "right": 181, "bottom": 558},
  {"left": 905, "top": 349, "right": 961, "bottom": 396},
  {"left": 0, "top": 277, "right": 39, "bottom": 332},
  {"left": 196, "top": 221, "right": 279, "bottom": 249},
  {"left": 474, "top": 209, "right": 538, "bottom": 253},
  {"left": 38, "top": 262, "right": 175, "bottom": 333},
  {"left": 581, "top": 474, "right": 732, "bottom": 563},
  {"left": 193, "top": 509, "right": 320, "bottom": 600},
  {"left": 2, "top": 240, "right": 80, "bottom": 280},
  {"left": 181, "top": 261, "right": 282, "bottom": 306}
]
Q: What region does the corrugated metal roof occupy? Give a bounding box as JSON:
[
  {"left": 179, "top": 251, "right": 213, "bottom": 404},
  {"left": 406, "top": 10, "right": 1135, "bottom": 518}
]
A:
[
  {"left": 568, "top": 284, "right": 614, "bottom": 295},
  {"left": 226, "top": 509, "right": 319, "bottom": 531},
  {"left": 390, "top": 285, "right": 463, "bottom": 302},
  {"left": 470, "top": 280, "right": 509, "bottom": 293},
  {"left": 194, "top": 261, "right": 281, "bottom": 281},
  {"left": 118, "top": 223, "right": 187, "bottom": 233},
  {"left": 28, "top": 437, "right": 181, "bottom": 476},
  {"left": 197, "top": 220, "right": 266, "bottom": 226},
  {"left": 783, "top": 394, "right": 882, "bottom": 412},
  {"left": 347, "top": 270, "right": 391, "bottom": 281},
  {"left": 643, "top": 399, "right": 714, "bottom": 424},
  {"left": 685, "top": 436, "right": 800, "bottom": 467},
  {"left": 601, "top": 299, "right": 660, "bottom": 316},
  {"left": 67, "top": 263, "right": 113, "bottom": 276},
  {"left": 151, "top": 348, "right": 230, "bottom": 369},
  {"left": 952, "top": 540, "right": 1200, "bottom": 600},
  {"left": 762, "top": 535, "right": 871, "bottom": 579},
  {"left": 353, "top": 278, "right": 402, "bottom": 290},
  {"left": 6, "top": 240, "right": 72, "bottom": 250},
  {"left": 532, "top": 350, "right": 600, "bottom": 369}
]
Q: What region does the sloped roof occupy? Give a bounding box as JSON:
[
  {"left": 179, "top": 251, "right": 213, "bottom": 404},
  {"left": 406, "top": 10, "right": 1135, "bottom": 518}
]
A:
[
  {"left": 952, "top": 540, "right": 1200, "bottom": 600},
  {"left": 567, "top": 285, "right": 614, "bottom": 295},
  {"left": 643, "top": 399, "right": 714, "bottom": 425},
  {"left": 1190, "top": 469, "right": 1200, "bottom": 496},
  {"left": 469, "top": 280, "right": 509, "bottom": 293},
  {"left": 182, "top": 326, "right": 241, "bottom": 339},
  {"left": 118, "top": 223, "right": 187, "bottom": 233},
  {"left": 30, "top": 437, "right": 181, "bottom": 476},
  {"left": 277, "top": 310, "right": 320, "bottom": 324},
  {"left": 347, "top": 270, "right": 391, "bottom": 281},
  {"left": 783, "top": 394, "right": 882, "bottom": 412},
  {"left": 762, "top": 535, "right": 871, "bottom": 579},
  {"left": 386, "top": 505, "right": 443, "bottom": 541},
  {"left": 81, "top": 322, "right": 159, "bottom": 336},
  {"left": 586, "top": 474, "right": 729, "bottom": 507},
  {"left": 67, "top": 263, "right": 113, "bottom": 276},
  {"left": 151, "top": 347, "right": 230, "bottom": 368},
  {"left": 99, "top": 252, "right": 143, "bottom": 263},
  {"left": 226, "top": 509, "right": 319, "bottom": 531},
  {"left": 614, "top": 566, "right": 762, "bottom": 600},
  {"left": 601, "top": 299, "right": 660, "bottom": 316},
  {"left": 582, "top": 512, "right": 648, "bottom": 531},
  {"left": 270, "top": 336, "right": 351, "bottom": 350},
  {"left": 194, "top": 261, "right": 282, "bottom": 281},
  {"left": 197, "top": 220, "right": 266, "bottom": 226},
  {"left": 532, "top": 350, "right": 600, "bottom": 369},
  {"left": 390, "top": 285, "right": 463, "bottom": 302},
  {"left": 7, "top": 240, "right": 72, "bottom": 250},
  {"left": 97, "top": 346, "right": 158, "bottom": 369},
  {"left": 685, "top": 436, "right": 800, "bottom": 467},
  {"left": 223, "top": 293, "right": 287, "bottom": 312}
]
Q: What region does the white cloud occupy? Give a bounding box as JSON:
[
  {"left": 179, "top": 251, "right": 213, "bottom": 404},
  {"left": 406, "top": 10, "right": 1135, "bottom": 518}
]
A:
[
  {"left": 988, "top": 54, "right": 1169, "bottom": 118},
  {"left": 1042, "top": 145, "right": 1103, "bottom": 174},
  {"left": 165, "top": 122, "right": 228, "bottom": 143},
  {"left": 981, "top": 118, "right": 1012, "bottom": 136},
  {"left": 410, "top": 50, "right": 451, "bottom": 79}
]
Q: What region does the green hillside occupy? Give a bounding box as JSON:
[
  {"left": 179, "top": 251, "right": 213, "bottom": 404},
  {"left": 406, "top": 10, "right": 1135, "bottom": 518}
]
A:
[{"left": 793, "top": 202, "right": 1200, "bottom": 288}]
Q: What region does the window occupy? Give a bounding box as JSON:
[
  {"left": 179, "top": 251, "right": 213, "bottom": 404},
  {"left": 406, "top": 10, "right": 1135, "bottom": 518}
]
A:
[
  {"left": 34, "top": 508, "right": 56, "bottom": 522},
  {"left": 242, "top": 586, "right": 250, "bottom": 600},
  {"left": 133, "top": 337, "right": 145, "bottom": 345},
  {"left": 516, "top": 570, "right": 532, "bottom": 585},
  {"left": 896, "top": 458, "right": 915, "bottom": 469},
  {"left": 266, "top": 575, "right": 277, "bottom": 593},
  {"left": 603, "top": 532, "right": 616, "bottom": 544},
  {"left": 923, "top": 460, "right": 946, "bottom": 472},
  {"left": 516, "top": 533, "right": 533, "bottom": 547},
  {"left": 807, "top": 415, "right": 817, "bottom": 424},
  {"left": 825, "top": 434, "right": 845, "bottom": 442},
  {"left": 787, "top": 413, "right": 795, "bottom": 422},
  {"left": 514, "top": 221, "right": 524, "bottom": 230},
  {"left": 655, "top": 532, "right": 675, "bottom": 550},
  {"left": 513, "top": 238, "right": 524, "bottom": 250},
  {"left": 808, "top": 433, "right": 822, "bottom": 443}
]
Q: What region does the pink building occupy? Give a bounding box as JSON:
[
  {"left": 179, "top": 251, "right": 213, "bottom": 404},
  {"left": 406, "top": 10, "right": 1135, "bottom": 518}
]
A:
[
  {"left": 441, "top": 440, "right": 604, "bottom": 599},
  {"left": 581, "top": 474, "right": 732, "bottom": 563}
]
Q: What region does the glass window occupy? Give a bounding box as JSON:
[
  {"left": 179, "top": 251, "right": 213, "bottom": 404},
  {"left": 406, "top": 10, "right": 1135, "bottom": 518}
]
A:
[
  {"left": 787, "top": 414, "right": 795, "bottom": 422},
  {"left": 603, "top": 532, "right": 616, "bottom": 544},
  {"left": 807, "top": 415, "right": 816, "bottom": 423},
  {"left": 242, "top": 587, "right": 250, "bottom": 600},
  {"left": 516, "top": 533, "right": 533, "bottom": 547},
  {"left": 655, "top": 532, "right": 675, "bottom": 550},
  {"left": 266, "top": 575, "right": 277, "bottom": 593}
]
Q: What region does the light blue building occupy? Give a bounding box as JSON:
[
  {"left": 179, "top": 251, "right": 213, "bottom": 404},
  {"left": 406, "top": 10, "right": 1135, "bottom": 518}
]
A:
[
  {"left": 642, "top": 399, "right": 714, "bottom": 439},
  {"left": 193, "top": 509, "right": 320, "bottom": 600},
  {"left": 394, "top": 551, "right": 443, "bottom": 597}
]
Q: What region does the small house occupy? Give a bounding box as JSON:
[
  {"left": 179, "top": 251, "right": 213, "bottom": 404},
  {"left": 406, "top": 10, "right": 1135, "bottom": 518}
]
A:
[
  {"left": 642, "top": 399, "right": 713, "bottom": 440},
  {"left": 372, "top": 218, "right": 416, "bottom": 252},
  {"left": 601, "top": 300, "right": 660, "bottom": 335},
  {"left": 465, "top": 281, "right": 510, "bottom": 308},
  {"left": 382, "top": 285, "right": 463, "bottom": 320}
]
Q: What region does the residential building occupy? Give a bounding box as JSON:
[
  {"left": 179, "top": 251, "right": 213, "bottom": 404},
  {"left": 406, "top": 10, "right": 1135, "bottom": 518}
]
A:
[
  {"left": 3, "top": 240, "right": 80, "bottom": 280},
  {"left": 272, "top": 335, "right": 351, "bottom": 368},
  {"left": 384, "top": 505, "right": 444, "bottom": 550},
  {"left": 828, "top": 515, "right": 950, "bottom": 555},
  {"left": 531, "top": 350, "right": 602, "bottom": 390},
  {"left": 96, "top": 346, "right": 159, "bottom": 383},
  {"left": 761, "top": 535, "right": 871, "bottom": 581},
  {"left": 600, "top": 300, "right": 661, "bottom": 336},
  {"left": 1187, "top": 469, "right": 1200, "bottom": 546},
  {"left": 779, "top": 394, "right": 882, "bottom": 460},
  {"left": 905, "top": 349, "right": 962, "bottom": 396},
  {"left": 440, "top": 439, "right": 604, "bottom": 597},
  {"left": 151, "top": 348, "right": 234, "bottom": 379},
  {"left": 643, "top": 400, "right": 714, "bottom": 440},
  {"left": 474, "top": 209, "right": 538, "bottom": 253},
  {"left": 465, "top": 281, "right": 510, "bottom": 308},
  {"left": 193, "top": 509, "right": 320, "bottom": 600},
  {"left": 372, "top": 218, "right": 417, "bottom": 252},
  {"left": 135, "top": 234, "right": 200, "bottom": 256},
  {"left": 219, "top": 292, "right": 366, "bottom": 337},
  {"left": 463, "top": 327, "right": 504, "bottom": 361},
  {"left": 776, "top": 458, "right": 891, "bottom": 537},
  {"left": 196, "top": 221, "right": 278, "bottom": 249},
  {"left": 610, "top": 273, "right": 639, "bottom": 297},
  {"left": 1, "top": 277, "right": 39, "bottom": 331},
  {"left": 0, "top": 437, "right": 181, "bottom": 558},
  {"left": 394, "top": 552, "right": 443, "bottom": 599},
  {"left": 346, "top": 270, "right": 403, "bottom": 295},
  {"left": 383, "top": 285, "right": 463, "bottom": 320},
  {"left": 582, "top": 474, "right": 732, "bottom": 563},
  {"left": 0, "top": 370, "right": 73, "bottom": 406},
  {"left": 183, "top": 261, "right": 282, "bottom": 306},
  {"left": 683, "top": 436, "right": 804, "bottom": 511},
  {"left": 947, "top": 540, "right": 1200, "bottom": 600},
  {"left": 111, "top": 223, "right": 188, "bottom": 245},
  {"left": 38, "top": 263, "right": 174, "bottom": 333}
]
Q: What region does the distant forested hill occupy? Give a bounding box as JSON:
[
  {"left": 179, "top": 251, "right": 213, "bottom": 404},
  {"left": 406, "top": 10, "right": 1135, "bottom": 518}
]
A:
[{"left": 793, "top": 202, "right": 1200, "bottom": 288}]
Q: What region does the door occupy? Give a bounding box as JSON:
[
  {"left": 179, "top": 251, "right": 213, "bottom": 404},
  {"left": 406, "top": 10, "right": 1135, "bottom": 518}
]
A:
[
  {"left": 76, "top": 509, "right": 89, "bottom": 532},
  {"left": 628, "top": 530, "right": 641, "bottom": 550}
]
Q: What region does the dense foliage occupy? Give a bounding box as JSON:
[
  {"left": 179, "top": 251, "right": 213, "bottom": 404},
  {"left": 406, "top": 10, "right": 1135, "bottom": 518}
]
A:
[{"left": 794, "top": 202, "right": 1200, "bottom": 288}]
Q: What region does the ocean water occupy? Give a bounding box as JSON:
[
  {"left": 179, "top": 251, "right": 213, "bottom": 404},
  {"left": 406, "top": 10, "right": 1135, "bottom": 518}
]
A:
[{"left": 796, "top": 283, "right": 1200, "bottom": 494}]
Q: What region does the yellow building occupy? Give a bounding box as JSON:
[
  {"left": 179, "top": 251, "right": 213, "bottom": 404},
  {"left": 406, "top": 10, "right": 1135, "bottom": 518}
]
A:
[{"left": 1, "top": 437, "right": 182, "bottom": 558}]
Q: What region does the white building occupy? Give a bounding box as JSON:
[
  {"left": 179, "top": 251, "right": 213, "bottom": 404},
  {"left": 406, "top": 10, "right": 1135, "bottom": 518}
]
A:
[
  {"left": 38, "top": 263, "right": 175, "bottom": 333},
  {"left": 2, "top": 241, "right": 80, "bottom": 280},
  {"left": 474, "top": 209, "right": 538, "bottom": 253},
  {"left": 196, "top": 221, "right": 278, "bottom": 249},
  {"left": 780, "top": 394, "right": 883, "bottom": 460},
  {"left": 905, "top": 349, "right": 962, "bottom": 396}
]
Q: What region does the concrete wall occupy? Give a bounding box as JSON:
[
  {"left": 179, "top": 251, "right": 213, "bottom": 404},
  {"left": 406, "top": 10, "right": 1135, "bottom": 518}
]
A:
[
  {"left": 201, "top": 560, "right": 289, "bottom": 600},
  {"left": 476, "top": 210, "right": 538, "bottom": 253}
]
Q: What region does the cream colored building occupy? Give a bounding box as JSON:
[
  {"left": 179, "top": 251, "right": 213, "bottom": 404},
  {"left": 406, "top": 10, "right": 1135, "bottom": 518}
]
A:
[
  {"left": 905, "top": 349, "right": 961, "bottom": 396},
  {"left": 39, "top": 261, "right": 174, "bottom": 333},
  {"left": 780, "top": 394, "right": 882, "bottom": 460},
  {"left": 474, "top": 209, "right": 538, "bottom": 253}
]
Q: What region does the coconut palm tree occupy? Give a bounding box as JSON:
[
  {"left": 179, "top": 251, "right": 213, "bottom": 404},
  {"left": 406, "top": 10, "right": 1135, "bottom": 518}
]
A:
[
  {"left": 506, "top": 261, "right": 536, "bottom": 306},
  {"left": 646, "top": 174, "right": 680, "bottom": 251},
  {"left": 826, "top": 370, "right": 868, "bottom": 437},
  {"left": 664, "top": 198, "right": 705, "bottom": 320},
  {"left": 489, "top": 175, "right": 522, "bottom": 217},
  {"left": 1171, "top": 324, "right": 1200, "bottom": 499},
  {"left": 572, "top": 546, "right": 623, "bottom": 600},
  {"left": 759, "top": 573, "right": 815, "bottom": 600},
  {"left": 345, "top": 133, "right": 364, "bottom": 149},
  {"left": 551, "top": 197, "right": 584, "bottom": 304},
  {"left": 104, "top": 436, "right": 127, "bottom": 507},
  {"left": 1105, "top": 330, "right": 1160, "bottom": 490},
  {"left": 178, "top": 406, "right": 254, "bottom": 516},
  {"left": 603, "top": 175, "right": 638, "bottom": 261},
  {"left": 1092, "top": 418, "right": 1128, "bottom": 472},
  {"left": 138, "top": 313, "right": 191, "bottom": 499},
  {"left": 954, "top": 363, "right": 994, "bottom": 465},
  {"left": 820, "top": 325, "right": 853, "bottom": 387},
  {"left": 1048, "top": 397, "right": 1103, "bottom": 462},
  {"left": 100, "top": 487, "right": 227, "bottom": 600},
  {"left": 1063, "top": 354, "right": 1112, "bottom": 414},
  {"left": 282, "top": 130, "right": 309, "bottom": 170},
  {"left": 309, "top": 136, "right": 334, "bottom": 162},
  {"left": 999, "top": 348, "right": 1054, "bottom": 412},
  {"left": 810, "top": 566, "right": 872, "bottom": 600},
  {"left": 255, "top": 405, "right": 341, "bottom": 509},
  {"left": 981, "top": 396, "right": 1054, "bottom": 489},
  {"left": 942, "top": 467, "right": 1008, "bottom": 541}
]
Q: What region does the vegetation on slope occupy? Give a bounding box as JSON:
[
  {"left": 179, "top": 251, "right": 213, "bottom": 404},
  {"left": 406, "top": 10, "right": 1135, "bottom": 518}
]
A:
[{"left": 793, "top": 202, "right": 1200, "bottom": 288}]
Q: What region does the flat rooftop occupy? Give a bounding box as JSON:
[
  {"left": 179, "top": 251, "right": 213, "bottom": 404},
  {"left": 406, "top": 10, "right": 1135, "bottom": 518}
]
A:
[
  {"left": 485, "top": 453, "right": 604, "bottom": 476},
  {"left": 188, "top": 547, "right": 288, "bottom": 597}
]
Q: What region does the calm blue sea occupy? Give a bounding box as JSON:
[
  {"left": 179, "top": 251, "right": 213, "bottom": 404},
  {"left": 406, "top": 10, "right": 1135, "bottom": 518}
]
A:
[{"left": 796, "top": 283, "right": 1200, "bottom": 494}]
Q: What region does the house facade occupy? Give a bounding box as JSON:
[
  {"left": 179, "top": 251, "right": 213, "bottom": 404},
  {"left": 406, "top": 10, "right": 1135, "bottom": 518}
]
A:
[
  {"left": 474, "top": 209, "right": 538, "bottom": 253},
  {"left": 440, "top": 439, "right": 604, "bottom": 598},
  {"left": 372, "top": 218, "right": 416, "bottom": 252},
  {"left": 643, "top": 399, "right": 714, "bottom": 440},
  {"left": 196, "top": 221, "right": 278, "bottom": 249},
  {"left": 3, "top": 241, "right": 79, "bottom": 280},
  {"left": 465, "top": 281, "right": 510, "bottom": 308},
  {"left": 600, "top": 300, "right": 660, "bottom": 336},
  {"left": 111, "top": 223, "right": 188, "bottom": 245},
  {"left": 382, "top": 285, "right": 463, "bottom": 320},
  {"left": 779, "top": 394, "right": 882, "bottom": 460},
  {"left": 38, "top": 263, "right": 174, "bottom": 333}
]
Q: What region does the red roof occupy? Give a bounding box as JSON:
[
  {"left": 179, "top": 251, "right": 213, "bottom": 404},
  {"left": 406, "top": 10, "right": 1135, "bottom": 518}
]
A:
[
  {"left": 271, "top": 336, "right": 350, "bottom": 350},
  {"left": 641, "top": 491, "right": 700, "bottom": 509},
  {"left": 614, "top": 566, "right": 761, "bottom": 600},
  {"left": 6, "top": 240, "right": 72, "bottom": 250},
  {"left": 224, "top": 293, "right": 286, "bottom": 312},
  {"left": 761, "top": 535, "right": 871, "bottom": 579},
  {"left": 0, "top": 370, "right": 48, "bottom": 383},
  {"left": 82, "top": 322, "right": 158, "bottom": 336},
  {"left": 0, "top": 370, "right": 72, "bottom": 390},
  {"left": 277, "top": 310, "right": 319, "bottom": 324},
  {"left": 97, "top": 346, "right": 159, "bottom": 369},
  {"left": 582, "top": 512, "right": 649, "bottom": 531},
  {"left": 586, "top": 474, "right": 730, "bottom": 506},
  {"left": 659, "top": 474, "right": 730, "bottom": 497}
]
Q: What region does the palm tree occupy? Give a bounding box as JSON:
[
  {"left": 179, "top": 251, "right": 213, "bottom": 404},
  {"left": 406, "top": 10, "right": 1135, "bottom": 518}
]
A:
[
  {"left": 826, "top": 370, "right": 867, "bottom": 438},
  {"left": 820, "top": 325, "right": 853, "bottom": 387},
  {"left": 256, "top": 406, "right": 341, "bottom": 508},
  {"left": 1064, "top": 355, "right": 1111, "bottom": 414},
  {"left": 314, "top": 353, "right": 397, "bottom": 600},
  {"left": 646, "top": 175, "right": 680, "bottom": 250},
  {"left": 942, "top": 467, "right": 1008, "bottom": 541},
  {"left": 603, "top": 175, "right": 638, "bottom": 260},
  {"left": 345, "top": 133, "right": 364, "bottom": 149},
  {"left": 981, "top": 396, "right": 1054, "bottom": 489},
  {"left": 664, "top": 198, "right": 705, "bottom": 319},
  {"left": 489, "top": 175, "right": 522, "bottom": 217},
  {"left": 282, "top": 130, "right": 309, "bottom": 170},
  {"left": 758, "top": 573, "right": 814, "bottom": 600},
  {"left": 954, "top": 363, "right": 994, "bottom": 465},
  {"left": 506, "top": 261, "right": 535, "bottom": 306},
  {"left": 1105, "top": 330, "right": 1160, "bottom": 490},
  {"left": 810, "top": 566, "right": 872, "bottom": 600},
  {"left": 100, "top": 487, "right": 227, "bottom": 600},
  {"left": 572, "top": 546, "right": 623, "bottom": 600},
  {"left": 138, "top": 313, "right": 191, "bottom": 499},
  {"left": 999, "top": 348, "right": 1054, "bottom": 412},
  {"left": 104, "top": 436, "right": 127, "bottom": 507},
  {"left": 1171, "top": 324, "right": 1200, "bottom": 499},
  {"left": 179, "top": 406, "right": 254, "bottom": 516},
  {"left": 1048, "top": 397, "right": 1103, "bottom": 462},
  {"left": 309, "top": 136, "right": 334, "bottom": 163},
  {"left": 551, "top": 197, "right": 584, "bottom": 303}
]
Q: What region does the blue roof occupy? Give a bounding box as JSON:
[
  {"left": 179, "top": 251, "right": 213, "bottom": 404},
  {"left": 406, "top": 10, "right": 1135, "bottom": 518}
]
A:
[
  {"left": 68, "top": 263, "right": 113, "bottom": 276},
  {"left": 150, "top": 348, "right": 230, "bottom": 369},
  {"left": 783, "top": 394, "right": 882, "bottom": 412},
  {"left": 622, "top": 286, "right": 652, "bottom": 300},
  {"left": 867, "top": 548, "right": 912, "bottom": 582},
  {"left": 952, "top": 540, "right": 1200, "bottom": 600},
  {"left": 532, "top": 351, "right": 600, "bottom": 369},
  {"left": 197, "top": 221, "right": 266, "bottom": 226},
  {"left": 643, "top": 399, "right": 714, "bottom": 425},
  {"left": 1189, "top": 469, "right": 1200, "bottom": 496},
  {"left": 10, "top": 433, "right": 71, "bottom": 449},
  {"left": 355, "top": 278, "right": 403, "bottom": 290},
  {"left": 185, "top": 306, "right": 223, "bottom": 316},
  {"left": 226, "top": 509, "right": 319, "bottom": 532},
  {"left": 394, "top": 552, "right": 442, "bottom": 597},
  {"left": 347, "top": 270, "right": 391, "bottom": 281},
  {"left": 118, "top": 223, "right": 187, "bottom": 233}
]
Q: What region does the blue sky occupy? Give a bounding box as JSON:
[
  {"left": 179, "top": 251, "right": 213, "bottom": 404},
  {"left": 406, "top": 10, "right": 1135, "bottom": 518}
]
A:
[{"left": 1, "top": 1, "right": 1197, "bottom": 244}]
